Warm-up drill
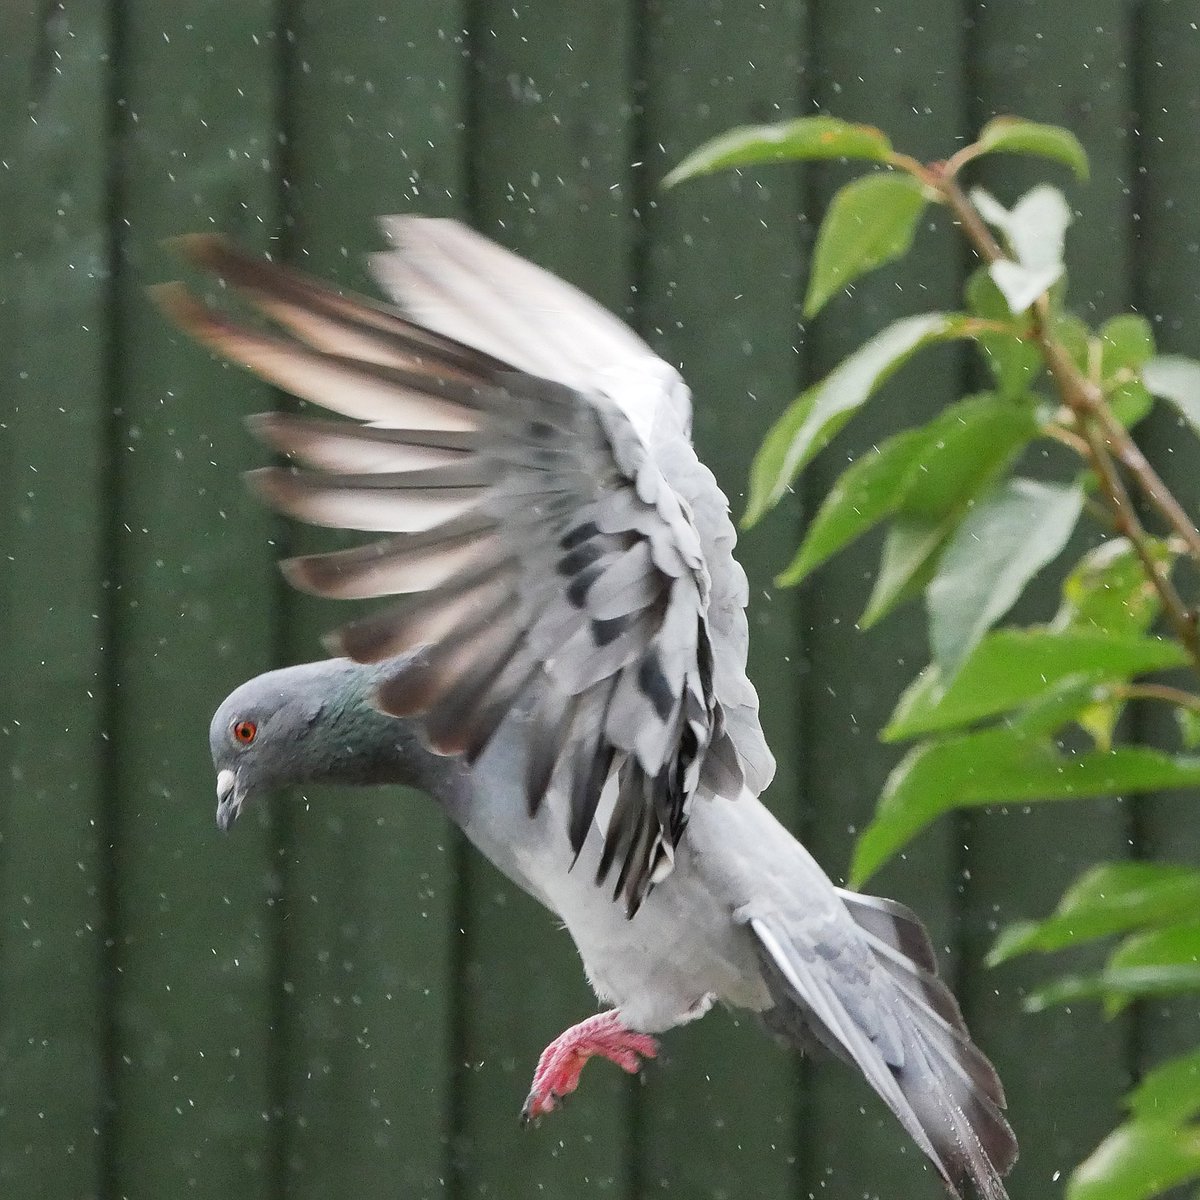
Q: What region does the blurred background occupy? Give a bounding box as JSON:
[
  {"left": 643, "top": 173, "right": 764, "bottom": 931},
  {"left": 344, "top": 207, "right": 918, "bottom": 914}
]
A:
[{"left": 4, "top": 1, "right": 1200, "bottom": 1197}]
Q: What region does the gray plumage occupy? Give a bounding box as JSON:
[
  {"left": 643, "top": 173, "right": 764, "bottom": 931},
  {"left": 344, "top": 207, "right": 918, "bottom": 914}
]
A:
[{"left": 165, "top": 218, "right": 1016, "bottom": 1198}]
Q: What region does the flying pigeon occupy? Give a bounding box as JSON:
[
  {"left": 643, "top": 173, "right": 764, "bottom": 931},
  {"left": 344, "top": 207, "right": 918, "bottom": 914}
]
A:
[{"left": 154, "top": 219, "right": 1017, "bottom": 1199}]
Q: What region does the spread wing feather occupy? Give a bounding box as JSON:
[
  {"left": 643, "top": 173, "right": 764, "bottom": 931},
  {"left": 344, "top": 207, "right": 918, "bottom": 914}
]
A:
[{"left": 155, "top": 220, "right": 773, "bottom": 913}]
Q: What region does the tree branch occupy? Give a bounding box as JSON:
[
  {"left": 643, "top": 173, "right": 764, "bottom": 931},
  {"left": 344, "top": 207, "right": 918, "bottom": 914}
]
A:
[{"left": 925, "top": 166, "right": 1200, "bottom": 672}]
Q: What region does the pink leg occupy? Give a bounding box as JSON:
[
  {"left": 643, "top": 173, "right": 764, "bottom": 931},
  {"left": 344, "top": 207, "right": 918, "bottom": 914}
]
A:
[{"left": 521, "top": 1010, "right": 659, "bottom": 1121}]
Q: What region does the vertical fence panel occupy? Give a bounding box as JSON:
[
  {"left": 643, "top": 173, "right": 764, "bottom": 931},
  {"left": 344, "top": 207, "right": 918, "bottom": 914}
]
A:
[
  {"left": 8, "top": 5, "right": 1200, "bottom": 1199},
  {"left": 108, "top": 6, "right": 284, "bottom": 1196},
  {"left": 0, "top": 5, "right": 112, "bottom": 1195},
  {"left": 637, "top": 2, "right": 808, "bottom": 1196},
  {"left": 452, "top": 5, "right": 640, "bottom": 1196},
  {"left": 1131, "top": 0, "right": 1200, "bottom": 1078},
  {"left": 278, "top": 4, "right": 465, "bottom": 1195},
  {"left": 795, "top": 7, "right": 972, "bottom": 1196},
  {"left": 960, "top": 5, "right": 1138, "bottom": 1193}
]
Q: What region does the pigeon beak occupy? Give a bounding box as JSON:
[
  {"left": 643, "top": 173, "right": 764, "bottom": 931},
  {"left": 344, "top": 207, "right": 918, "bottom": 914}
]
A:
[{"left": 215, "top": 769, "right": 244, "bottom": 832}]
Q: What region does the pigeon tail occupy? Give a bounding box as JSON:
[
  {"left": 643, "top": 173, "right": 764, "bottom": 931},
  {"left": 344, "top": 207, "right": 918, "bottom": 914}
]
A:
[{"left": 746, "top": 894, "right": 1016, "bottom": 1200}]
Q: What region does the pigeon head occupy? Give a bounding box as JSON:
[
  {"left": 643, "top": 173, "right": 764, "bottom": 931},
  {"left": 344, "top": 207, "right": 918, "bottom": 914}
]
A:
[{"left": 209, "top": 656, "right": 439, "bottom": 831}]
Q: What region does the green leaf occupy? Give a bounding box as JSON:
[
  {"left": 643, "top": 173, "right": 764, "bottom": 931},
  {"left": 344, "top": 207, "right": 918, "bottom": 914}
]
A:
[
  {"left": 1176, "top": 707, "right": 1200, "bottom": 750},
  {"left": 1055, "top": 537, "right": 1174, "bottom": 636},
  {"left": 850, "top": 729, "right": 1200, "bottom": 886},
  {"left": 861, "top": 516, "right": 948, "bottom": 628},
  {"left": 856, "top": 394, "right": 1040, "bottom": 626},
  {"left": 988, "top": 862, "right": 1200, "bottom": 964},
  {"left": 663, "top": 116, "right": 892, "bottom": 187},
  {"left": 965, "top": 268, "right": 1042, "bottom": 397},
  {"left": 1130, "top": 1048, "right": 1200, "bottom": 1125},
  {"left": 744, "top": 313, "right": 971, "bottom": 526},
  {"left": 1069, "top": 1122, "right": 1200, "bottom": 1200},
  {"left": 886, "top": 629, "right": 1187, "bottom": 742},
  {"left": 1100, "top": 315, "right": 1155, "bottom": 375},
  {"left": 927, "top": 478, "right": 1085, "bottom": 677},
  {"left": 804, "top": 172, "right": 927, "bottom": 317},
  {"left": 776, "top": 430, "right": 926, "bottom": 586},
  {"left": 781, "top": 392, "right": 1039, "bottom": 587},
  {"left": 1028, "top": 923, "right": 1200, "bottom": 1015},
  {"left": 1055, "top": 311, "right": 1094, "bottom": 374},
  {"left": 974, "top": 116, "right": 1091, "bottom": 182},
  {"left": 1099, "top": 316, "right": 1156, "bottom": 428},
  {"left": 1143, "top": 356, "right": 1200, "bottom": 440}
]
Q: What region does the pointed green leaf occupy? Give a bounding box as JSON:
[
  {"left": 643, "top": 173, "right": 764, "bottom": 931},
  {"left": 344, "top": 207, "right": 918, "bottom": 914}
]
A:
[
  {"left": 860, "top": 516, "right": 948, "bottom": 628},
  {"left": 803, "top": 172, "right": 927, "bottom": 317},
  {"left": 776, "top": 429, "right": 926, "bottom": 586},
  {"left": 965, "top": 268, "right": 1043, "bottom": 397},
  {"left": 744, "top": 312, "right": 970, "bottom": 526},
  {"left": 1143, "top": 356, "right": 1200, "bottom": 440},
  {"left": 860, "top": 518, "right": 944, "bottom": 627},
  {"left": 927, "top": 478, "right": 1084, "bottom": 677},
  {"left": 1069, "top": 1121, "right": 1200, "bottom": 1200},
  {"left": 1130, "top": 1048, "right": 1200, "bottom": 1125},
  {"left": 1176, "top": 707, "right": 1200, "bottom": 750},
  {"left": 886, "top": 629, "right": 1187, "bottom": 742},
  {"left": 1100, "top": 314, "right": 1155, "bottom": 375},
  {"left": 1055, "top": 537, "right": 1173, "bottom": 637},
  {"left": 663, "top": 116, "right": 892, "bottom": 187},
  {"left": 988, "top": 862, "right": 1200, "bottom": 964},
  {"left": 1099, "top": 316, "right": 1156, "bottom": 427},
  {"left": 1029, "top": 923, "right": 1200, "bottom": 1015},
  {"left": 851, "top": 729, "right": 1200, "bottom": 886},
  {"left": 975, "top": 116, "right": 1090, "bottom": 181},
  {"left": 781, "top": 392, "right": 1038, "bottom": 587}
]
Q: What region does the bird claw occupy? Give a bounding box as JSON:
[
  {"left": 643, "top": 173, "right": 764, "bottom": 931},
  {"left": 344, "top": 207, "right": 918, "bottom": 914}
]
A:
[{"left": 520, "top": 1010, "right": 659, "bottom": 1124}]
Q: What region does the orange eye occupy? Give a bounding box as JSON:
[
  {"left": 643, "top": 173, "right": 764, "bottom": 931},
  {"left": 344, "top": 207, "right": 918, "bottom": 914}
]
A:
[{"left": 232, "top": 720, "right": 257, "bottom": 745}]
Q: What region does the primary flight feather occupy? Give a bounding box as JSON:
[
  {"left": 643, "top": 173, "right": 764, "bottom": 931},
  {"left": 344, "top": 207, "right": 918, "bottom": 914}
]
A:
[{"left": 159, "top": 217, "right": 1016, "bottom": 1198}]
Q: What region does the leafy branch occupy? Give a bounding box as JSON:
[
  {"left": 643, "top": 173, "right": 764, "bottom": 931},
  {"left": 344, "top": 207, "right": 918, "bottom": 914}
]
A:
[{"left": 669, "top": 113, "right": 1200, "bottom": 1200}]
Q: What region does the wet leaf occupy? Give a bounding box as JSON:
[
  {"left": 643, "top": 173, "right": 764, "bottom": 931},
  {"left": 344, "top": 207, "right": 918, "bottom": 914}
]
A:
[
  {"left": 1176, "top": 707, "right": 1200, "bottom": 750},
  {"left": 1055, "top": 537, "right": 1173, "bottom": 636},
  {"left": 965, "top": 268, "right": 1042, "bottom": 397},
  {"left": 663, "top": 116, "right": 892, "bottom": 187},
  {"left": 1100, "top": 315, "right": 1155, "bottom": 375},
  {"left": 1142, "top": 356, "right": 1200, "bottom": 440},
  {"left": 1130, "top": 1048, "right": 1200, "bottom": 1125},
  {"left": 860, "top": 516, "right": 948, "bottom": 628},
  {"left": 804, "top": 172, "right": 927, "bottom": 317},
  {"left": 927, "top": 477, "right": 1085, "bottom": 677},
  {"left": 885, "top": 629, "right": 1187, "bottom": 742},
  {"left": 988, "top": 260, "right": 1063, "bottom": 314},
  {"left": 781, "top": 393, "right": 1037, "bottom": 587},
  {"left": 1069, "top": 1122, "right": 1200, "bottom": 1200},
  {"left": 1027, "top": 922, "right": 1200, "bottom": 1015},
  {"left": 988, "top": 862, "right": 1200, "bottom": 964},
  {"left": 776, "top": 429, "right": 926, "bottom": 586},
  {"left": 1099, "top": 316, "right": 1156, "bottom": 428},
  {"left": 851, "top": 726, "right": 1200, "bottom": 886},
  {"left": 974, "top": 116, "right": 1090, "bottom": 181},
  {"left": 744, "top": 313, "right": 971, "bottom": 526}
]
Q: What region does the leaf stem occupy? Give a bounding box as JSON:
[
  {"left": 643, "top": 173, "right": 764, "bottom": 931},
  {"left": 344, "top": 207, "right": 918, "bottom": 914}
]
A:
[
  {"left": 1111, "top": 683, "right": 1200, "bottom": 716},
  {"left": 928, "top": 166, "right": 1200, "bottom": 673}
]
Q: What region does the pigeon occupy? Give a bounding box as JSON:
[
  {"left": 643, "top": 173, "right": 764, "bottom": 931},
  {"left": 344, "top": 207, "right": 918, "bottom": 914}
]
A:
[{"left": 155, "top": 218, "right": 1017, "bottom": 1199}]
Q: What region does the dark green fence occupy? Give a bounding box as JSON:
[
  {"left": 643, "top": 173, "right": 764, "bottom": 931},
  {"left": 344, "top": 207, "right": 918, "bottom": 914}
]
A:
[{"left": 4, "top": 2, "right": 1200, "bottom": 1197}]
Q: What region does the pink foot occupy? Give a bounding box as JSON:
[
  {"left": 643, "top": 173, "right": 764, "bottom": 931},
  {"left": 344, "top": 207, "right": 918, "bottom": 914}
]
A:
[{"left": 521, "top": 1010, "right": 659, "bottom": 1122}]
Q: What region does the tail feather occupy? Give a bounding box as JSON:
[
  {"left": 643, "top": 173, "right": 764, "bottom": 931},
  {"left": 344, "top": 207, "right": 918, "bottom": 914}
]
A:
[{"left": 746, "top": 898, "right": 1016, "bottom": 1200}]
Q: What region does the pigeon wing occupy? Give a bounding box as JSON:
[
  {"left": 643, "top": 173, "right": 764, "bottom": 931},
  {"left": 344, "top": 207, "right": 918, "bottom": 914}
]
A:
[{"left": 155, "top": 220, "right": 771, "bottom": 913}]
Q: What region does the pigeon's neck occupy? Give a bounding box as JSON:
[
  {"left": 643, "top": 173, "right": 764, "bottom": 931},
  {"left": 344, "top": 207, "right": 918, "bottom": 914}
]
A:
[{"left": 304, "top": 660, "right": 455, "bottom": 797}]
